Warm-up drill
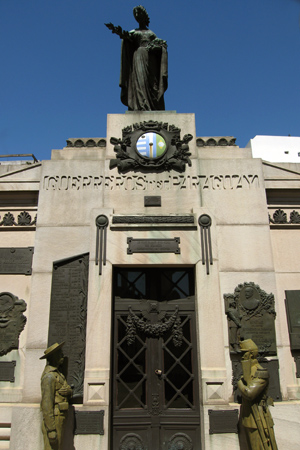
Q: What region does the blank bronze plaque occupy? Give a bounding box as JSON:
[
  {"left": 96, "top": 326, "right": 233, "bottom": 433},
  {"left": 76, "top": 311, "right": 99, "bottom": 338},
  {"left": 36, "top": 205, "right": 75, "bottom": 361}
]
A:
[
  {"left": 144, "top": 196, "right": 161, "bottom": 207},
  {"left": 127, "top": 237, "right": 180, "bottom": 254},
  {"left": 208, "top": 409, "right": 239, "bottom": 434},
  {"left": 285, "top": 291, "right": 300, "bottom": 350},
  {"left": 0, "top": 361, "right": 16, "bottom": 382},
  {"left": 112, "top": 216, "right": 194, "bottom": 224},
  {"left": 74, "top": 411, "right": 104, "bottom": 435},
  {"left": 0, "top": 247, "right": 33, "bottom": 275}
]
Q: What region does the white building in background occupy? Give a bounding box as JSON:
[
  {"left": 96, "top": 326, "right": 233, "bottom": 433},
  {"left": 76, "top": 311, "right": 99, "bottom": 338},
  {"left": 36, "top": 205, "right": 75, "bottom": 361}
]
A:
[{"left": 247, "top": 135, "right": 300, "bottom": 162}]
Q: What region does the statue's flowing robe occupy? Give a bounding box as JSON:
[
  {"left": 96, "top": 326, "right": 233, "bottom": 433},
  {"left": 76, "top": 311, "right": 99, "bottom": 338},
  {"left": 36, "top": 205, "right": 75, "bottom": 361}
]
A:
[{"left": 120, "top": 29, "right": 168, "bottom": 111}]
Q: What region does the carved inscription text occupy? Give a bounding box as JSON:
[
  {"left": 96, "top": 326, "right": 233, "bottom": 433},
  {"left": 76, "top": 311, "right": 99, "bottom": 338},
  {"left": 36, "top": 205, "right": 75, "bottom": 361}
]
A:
[
  {"left": 43, "top": 174, "right": 259, "bottom": 191},
  {"left": 48, "top": 254, "right": 89, "bottom": 401}
]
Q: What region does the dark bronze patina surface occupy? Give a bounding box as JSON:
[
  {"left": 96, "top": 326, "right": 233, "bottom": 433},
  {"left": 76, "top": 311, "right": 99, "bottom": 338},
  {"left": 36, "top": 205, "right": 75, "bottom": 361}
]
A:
[
  {"left": 0, "top": 247, "right": 33, "bottom": 274},
  {"left": 40, "top": 343, "right": 73, "bottom": 450},
  {"left": 237, "top": 339, "right": 278, "bottom": 450},
  {"left": 113, "top": 215, "right": 194, "bottom": 224},
  {"left": 285, "top": 290, "right": 300, "bottom": 377},
  {"left": 95, "top": 215, "right": 109, "bottom": 275},
  {"left": 111, "top": 268, "right": 200, "bottom": 449},
  {"left": 74, "top": 411, "right": 104, "bottom": 435},
  {"left": 285, "top": 290, "right": 300, "bottom": 350},
  {"left": 144, "top": 196, "right": 161, "bottom": 207},
  {"left": 224, "top": 282, "right": 277, "bottom": 355},
  {"left": 232, "top": 355, "right": 282, "bottom": 403},
  {"left": 0, "top": 361, "right": 16, "bottom": 382},
  {"left": 109, "top": 121, "right": 193, "bottom": 174},
  {"left": 127, "top": 237, "right": 180, "bottom": 254},
  {"left": 105, "top": 6, "right": 168, "bottom": 111},
  {"left": 0, "top": 292, "right": 27, "bottom": 356},
  {"left": 208, "top": 409, "right": 238, "bottom": 434},
  {"left": 48, "top": 254, "right": 89, "bottom": 402},
  {"left": 198, "top": 214, "right": 213, "bottom": 275}
]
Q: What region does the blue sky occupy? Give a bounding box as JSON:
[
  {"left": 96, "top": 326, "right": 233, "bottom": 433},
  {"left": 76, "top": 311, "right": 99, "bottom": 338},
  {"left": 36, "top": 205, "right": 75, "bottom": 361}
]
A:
[{"left": 1, "top": 0, "right": 299, "bottom": 161}]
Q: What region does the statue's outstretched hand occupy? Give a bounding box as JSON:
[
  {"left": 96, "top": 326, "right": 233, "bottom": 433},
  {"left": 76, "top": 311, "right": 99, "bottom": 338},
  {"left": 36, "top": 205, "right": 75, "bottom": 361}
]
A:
[
  {"left": 104, "top": 23, "right": 129, "bottom": 39},
  {"left": 105, "top": 22, "right": 115, "bottom": 32}
]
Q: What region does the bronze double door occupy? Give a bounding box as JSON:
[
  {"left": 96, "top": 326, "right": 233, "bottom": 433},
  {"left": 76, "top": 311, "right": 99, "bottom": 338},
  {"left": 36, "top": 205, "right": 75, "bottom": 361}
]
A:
[{"left": 112, "top": 268, "right": 201, "bottom": 450}]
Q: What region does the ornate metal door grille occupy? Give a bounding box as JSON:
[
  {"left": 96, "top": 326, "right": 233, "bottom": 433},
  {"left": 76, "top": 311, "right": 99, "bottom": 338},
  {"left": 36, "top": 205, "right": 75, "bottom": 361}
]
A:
[{"left": 112, "top": 268, "right": 201, "bottom": 450}]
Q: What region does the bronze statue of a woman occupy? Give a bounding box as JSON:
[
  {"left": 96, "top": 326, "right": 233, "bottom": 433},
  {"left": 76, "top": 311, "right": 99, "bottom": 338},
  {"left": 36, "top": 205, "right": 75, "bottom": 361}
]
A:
[{"left": 105, "top": 6, "right": 168, "bottom": 111}]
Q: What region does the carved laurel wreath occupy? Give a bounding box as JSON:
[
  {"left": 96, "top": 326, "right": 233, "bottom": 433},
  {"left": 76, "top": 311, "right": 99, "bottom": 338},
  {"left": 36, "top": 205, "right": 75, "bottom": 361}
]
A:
[{"left": 126, "top": 306, "right": 183, "bottom": 347}]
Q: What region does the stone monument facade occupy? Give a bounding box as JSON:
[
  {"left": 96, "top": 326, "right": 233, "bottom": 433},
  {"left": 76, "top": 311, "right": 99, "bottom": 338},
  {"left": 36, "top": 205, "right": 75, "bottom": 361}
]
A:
[{"left": 0, "top": 111, "right": 299, "bottom": 450}]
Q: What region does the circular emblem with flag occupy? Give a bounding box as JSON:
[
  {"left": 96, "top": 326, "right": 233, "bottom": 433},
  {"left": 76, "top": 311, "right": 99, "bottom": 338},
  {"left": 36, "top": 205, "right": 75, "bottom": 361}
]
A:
[{"left": 136, "top": 132, "right": 167, "bottom": 159}]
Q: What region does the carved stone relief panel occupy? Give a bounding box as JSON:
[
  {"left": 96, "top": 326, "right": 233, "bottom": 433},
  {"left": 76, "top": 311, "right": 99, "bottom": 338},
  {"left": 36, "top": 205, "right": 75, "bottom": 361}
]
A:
[
  {"left": 0, "top": 292, "right": 27, "bottom": 356},
  {"left": 224, "top": 282, "right": 277, "bottom": 355}
]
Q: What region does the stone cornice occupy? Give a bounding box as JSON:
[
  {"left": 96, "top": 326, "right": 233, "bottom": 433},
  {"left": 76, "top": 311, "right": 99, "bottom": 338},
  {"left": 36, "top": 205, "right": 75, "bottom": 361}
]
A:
[
  {"left": 66, "top": 138, "right": 106, "bottom": 148},
  {"left": 196, "top": 137, "right": 236, "bottom": 147}
]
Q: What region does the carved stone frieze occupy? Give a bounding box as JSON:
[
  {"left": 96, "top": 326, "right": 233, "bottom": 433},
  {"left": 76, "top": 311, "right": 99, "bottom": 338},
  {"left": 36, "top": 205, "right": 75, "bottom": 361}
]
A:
[
  {"left": 109, "top": 120, "right": 193, "bottom": 173},
  {"left": 224, "top": 282, "right": 277, "bottom": 355},
  {"left": 196, "top": 136, "right": 236, "bottom": 147},
  {"left": 0, "top": 211, "right": 36, "bottom": 227},
  {"left": 66, "top": 138, "right": 106, "bottom": 148},
  {"left": 0, "top": 292, "right": 27, "bottom": 356},
  {"left": 269, "top": 208, "right": 300, "bottom": 224}
]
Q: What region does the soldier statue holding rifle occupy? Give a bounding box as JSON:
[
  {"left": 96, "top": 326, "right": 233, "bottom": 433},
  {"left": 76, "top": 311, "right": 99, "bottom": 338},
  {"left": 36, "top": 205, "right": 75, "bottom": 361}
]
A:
[{"left": 237, "top": 339, "right": 278, "bottom": 450}]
